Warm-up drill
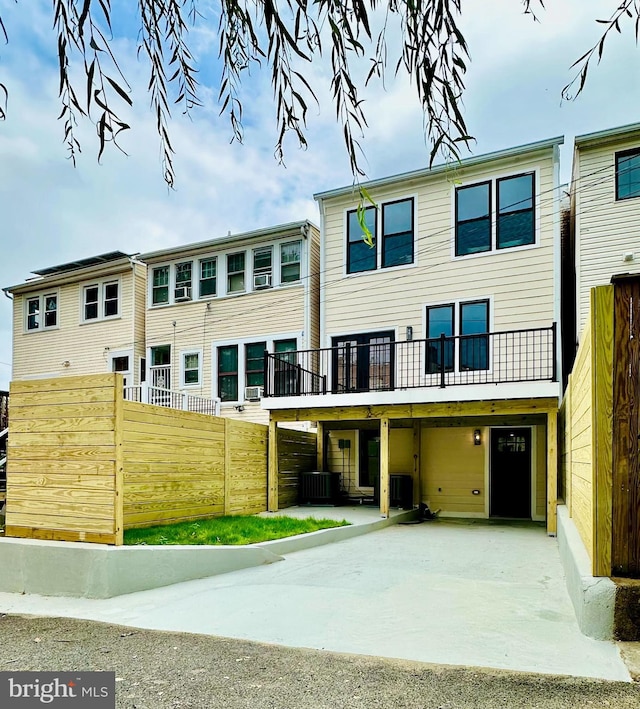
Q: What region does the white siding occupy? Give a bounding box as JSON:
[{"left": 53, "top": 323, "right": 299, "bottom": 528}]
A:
[{"left": 574, "top": 135, "right": 640, "bottom": 334}]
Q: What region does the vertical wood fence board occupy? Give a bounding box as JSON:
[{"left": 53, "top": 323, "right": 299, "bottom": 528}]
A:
[{"left": 592, "top": 285, "right": 614, "bottom": 576}]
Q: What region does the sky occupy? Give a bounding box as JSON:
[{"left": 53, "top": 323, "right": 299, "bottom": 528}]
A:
[{"left": 1, "top": 0, "right": 639, "bottom": 389}]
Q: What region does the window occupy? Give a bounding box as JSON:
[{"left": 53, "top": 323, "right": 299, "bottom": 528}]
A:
[
  {"left": 104, "top": 282, "right": 119, "bottom": 316},
  {"left": 245, "top": 342, "right": 266, "bottom": 387},
  {"left": 456, "top": 173, "right": 536, "bottom": 256},
  {"left": 280, "top": 241, "right": 301, "bottom": 283},
  {"left": 426, "top": 300, "right": 489, "bottom": 373},
  {"left": 497, "top": 174, "right": 534, "bottom": 249},
  {"left": 182, "top": 352, "right": 200, "bottom": 386},
  {"left": 152, "top": 266, "right": 169, "bottom": 305},
  {"left": 175, "top": 261, "right": 192, "bottom": 297},
  {"left": 218, "top": 345, "right": 238, "bottom": 401},
  {"left": 253, "top": 248, "right": 273, "bottom": 289},
  {"left": 199, "top": 258, "right": 217, "bottom": 297},
  {"left": 26, "top": 293, "right": 57, "bottom": 331},
  {"left": 616, "top": 148, "right": 640, "bottom": 200},
  {"left": 83, "top": 281, "right": 119, "bottom": 321},
  {"left": 151, "top": 345, "right": 171, "bottom": 367},
  {"left": 273, "top": 339, "right": 298, "bottom": 395},
  {"left": 347, "top": 207, "right": 377, "bottom": 274},
  {"left": 112, "top": 356, "right": 129, "bottom": 372},
  {"left": 382, "top": 199, "right": 414, "bottom": 267},
  {"left": 456, "top": 182, "right": 491, "bottom": 256},
  {"left": 459, "top": 300, "right": 489, "bottom": 370},
  {"left": 425, "top": 304, "right": 454, "bottom": 373},
  {"left": 84, "top": 286, "right": 99, "bottom": 320},
  {"left": 227, "top": 253, "right": 245, "bottom": 293}
]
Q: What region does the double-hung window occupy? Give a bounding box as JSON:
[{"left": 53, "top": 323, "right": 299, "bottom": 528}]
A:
[
  {"left": 455, "top": 182, "right": 491, "bottom": 256},
  {"left": 497, "top": 174, "right": 535, "bottom": 248},
  {"left": 84, "top": 281, "right": 119, "bottom": 321},
  {"left": 199, "top": 258, "right": 217, "bottom": 297},
  {"left": 616, "top": 148, "right": 640, "bottom": 200},
  {"left": 253, "top": 248, "right": 273, "bottom": 289},
  {"left": 218, "top": 345, "right": 239, "bottom": 401},
  {"left": 426, "top": 300, "right": 489, "bottom": 373},
  {"left": 382, "top": 199, "right": 414, "bottom": 267},
  {"left": 347, "top": 207, "right": 377, "bottom": 274},
  {"left": 182, "top": 351, "right": 201, "bottom": 386},
  {"left": 245, "top": 342, "right": 266, "bottom": 388},
  {"left": 26, "top": 293, "right": 57, "bottom": 331},
  {"left": 227, "top": 253, "right": 245, "bottom": 293},
  {"left": 152, "top": 266, "right": 169, "bottom": 305},
  {"left": 175, "top": 262, "right": 192, "bottom": 299},
  {"left": 280, "top": 241, "right": 301, "bottom": 283}
]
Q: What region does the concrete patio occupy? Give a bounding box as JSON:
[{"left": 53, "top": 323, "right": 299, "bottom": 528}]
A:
[{"left": 0, "top": 517, "right": 631, "bottom": 681}]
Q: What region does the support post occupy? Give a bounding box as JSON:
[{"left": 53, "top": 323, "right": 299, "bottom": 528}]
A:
[
  {"left": 546, "top": 409, "right": 558, "bottom": 536},
  {"left": 380, "top": 417, "right": 390, "bottom": 518},
  {"left": 114, "top": 373, "right": 125, "bottom": 546},
  {"left": 268, "top": 419, "right": 279, "bottom": 512},
  {"left": 412, "top": 420, "right": 421, "bottom": 508},
  {"left": 316, "top": 421, "right": 324, "bottom": 471}
]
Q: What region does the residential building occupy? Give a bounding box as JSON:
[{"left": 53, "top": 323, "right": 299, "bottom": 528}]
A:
[
  {"left": 140, "top": 221, "right": 320, "bottom": 426},
  {"left": 3, "top": 252, "right": 146, "bottom": 385},
  {"left": 264, "top": 137, "right": 564, "bottom": 530},
  {"left": 565, "top": 121, "right": 640, "bottom": 369}
]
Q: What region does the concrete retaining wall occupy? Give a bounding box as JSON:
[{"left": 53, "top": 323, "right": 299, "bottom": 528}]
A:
[{"left": 557, "top": 504, "right": 616, "bottom": 640}]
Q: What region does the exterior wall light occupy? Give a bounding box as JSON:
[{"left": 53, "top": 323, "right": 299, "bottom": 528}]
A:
[{"left": 473, "top": 429, "right": 482, "bottom": 446}]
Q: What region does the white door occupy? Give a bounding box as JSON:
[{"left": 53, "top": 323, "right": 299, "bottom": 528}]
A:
[{"left": 109, "top": 351, "right": 133, "bottom": 387}]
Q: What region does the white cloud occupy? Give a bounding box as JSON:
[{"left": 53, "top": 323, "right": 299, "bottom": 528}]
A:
[{"left": 1, "top": 0, "right": 640, "bottom": 387}]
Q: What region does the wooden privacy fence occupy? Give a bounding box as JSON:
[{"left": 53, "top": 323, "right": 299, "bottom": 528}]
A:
[
  {"left": 561, "top": 278, "right": 640, "bottom": 578},
  {"left": 6, "top": 374, "right": 316, "bottom": 545}
]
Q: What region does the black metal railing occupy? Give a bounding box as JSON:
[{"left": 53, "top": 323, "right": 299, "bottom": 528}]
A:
[{"left": 264, "top": 324, "right": 557, "bottom": 397}]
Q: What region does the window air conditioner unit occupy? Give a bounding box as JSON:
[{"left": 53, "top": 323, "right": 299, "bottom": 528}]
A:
[
  {"left": 174, "top": 286, "right": 192, "bottom": 301},
  {"left": 244, "top": 385, "right": 263, "bottom": 401},
  {"left": 253, "top": 273, "right": 272, "bottom": 289}
]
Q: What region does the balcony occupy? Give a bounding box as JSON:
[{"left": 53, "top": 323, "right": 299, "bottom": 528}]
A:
[{"left": 264, "top": 325, "right": 557, "bottom": 404}]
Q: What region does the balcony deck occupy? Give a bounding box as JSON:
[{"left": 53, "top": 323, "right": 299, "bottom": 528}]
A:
[{"left": 263, "top": 325, "right": 559, "bottom": 410}]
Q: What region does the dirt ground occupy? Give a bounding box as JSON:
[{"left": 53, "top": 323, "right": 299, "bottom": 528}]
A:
[{"left": 0, "top": 614, "right": 639, "bottom": 708}]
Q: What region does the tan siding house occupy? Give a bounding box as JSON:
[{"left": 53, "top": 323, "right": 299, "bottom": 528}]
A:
[
  {"left": 4, "top": 253, "right": 145, "bottom": 385},
  {"left": 141, "top": 221, "right": 320, "bottom": 426},
  {"left": 570, "top": 123, "right": 640, "bottom": 341},
  {"left": 264, "top": 138, "right": 563, "bottom": 530}
]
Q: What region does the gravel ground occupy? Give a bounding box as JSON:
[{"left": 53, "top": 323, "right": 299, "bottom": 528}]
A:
[{"left": 0, "top": 615, "right": 639, "bottom": 708}]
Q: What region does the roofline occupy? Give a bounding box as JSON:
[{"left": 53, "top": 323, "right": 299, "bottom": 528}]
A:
[
  {"left": 139, "top": 220, "right": 318, "bottom": 263},
  {"left": 313, "top": 135, "right": 564, "bottom": 201},
  {"left": 575, "top": 122, "right": 640, "bottom": 149},
  {"left": 3, "top": 255, "right": 137, "bottom": 295}
]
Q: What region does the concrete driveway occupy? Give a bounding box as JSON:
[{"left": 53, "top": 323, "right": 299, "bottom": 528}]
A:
[{"left": 0, "top": 520, "right": 630, "bottom": 681}]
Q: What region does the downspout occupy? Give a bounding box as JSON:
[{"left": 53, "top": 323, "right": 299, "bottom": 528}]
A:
[{"left": 300, "top": 223, "right": 310, "bottom": 349}]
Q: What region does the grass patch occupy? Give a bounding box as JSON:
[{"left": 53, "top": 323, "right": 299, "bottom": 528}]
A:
[{"left": 124, "top": 515, "right": 351, "bottom": 546}]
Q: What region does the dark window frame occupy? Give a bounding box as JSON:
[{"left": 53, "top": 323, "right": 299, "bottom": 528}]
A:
[
  {"left": 245, "top": 341, "right": 267, "bottom": 388},
  {"left": 455, "top": 180, "right": 492, "bottom": 257},
  {"left": 346, "top": 206, "right": 377, "bottom": 274},
  {"left": 381, "top": 197, "right": 415, "bottom": 268},
  {"left": 425, "top": 303, "right": 455, "bottom": 374},
  {"left": 496, "top": 172, "right": 535, "bottom": 250},
  {"left": 615, "top": 147, "right": 640, "bottom": 201},
  {"left": 458, "top": 299, "right": 490, "bottom": 371}
]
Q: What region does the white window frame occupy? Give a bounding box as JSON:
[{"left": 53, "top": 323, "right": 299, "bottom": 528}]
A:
[
  {"left": 212, "top": 332, "right": 300, "bottom": 404},
  {"left": 151, "top": 265, "right": 171, "bottom": 307},
  {"left": 343, "top": 194, "right": 418, "bottom": 277},
  {"left": 180, "top": 348, "right": 203, "bottom": 388},
  {"left": 198, "top": 257, "right": 217, "bottom": 299},
  {"left": 279, "top": 240, "right": 302, "bottom": 284},
  {"left": 81, "top": 278, "right": 121, "bottom": 323},
  {"left": 451, "top": 168, "right": 541, "bottom": 261},
  {"left": 24, "top": 291, "right": 59, "bottom": 333},
  {"left": 422, "top": 296, "right": 494, "bottom": 378}
]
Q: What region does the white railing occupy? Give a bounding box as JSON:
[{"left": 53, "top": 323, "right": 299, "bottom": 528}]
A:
[{"left": 123, "top": 384, "right": 221, "bottom": 416}]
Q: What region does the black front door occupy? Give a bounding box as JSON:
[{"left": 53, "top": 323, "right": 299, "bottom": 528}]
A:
[
  {"left": 332, "top": 331, "right": 394, "bottom": 393},
  {"left": 490, "top": 428, "right": 531, "bottom": 519}
]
